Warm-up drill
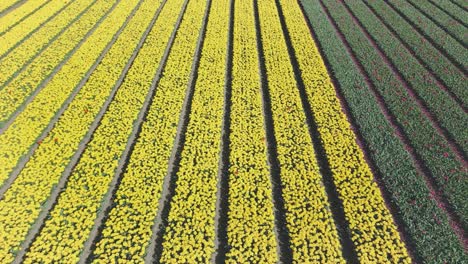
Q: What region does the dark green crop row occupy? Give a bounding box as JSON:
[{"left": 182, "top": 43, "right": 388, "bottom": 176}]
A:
[
  {"left": 450, "top": 0, "right": 468, "bottom": 12},
  {"left": 386, "top": 0, "right": 467, "bottom": 70},
  {"left": 344, "top": 0, "right": 467, "bottom": 155},
  {"left": 426, "top": 0, "right": 468, "bottom": 26},
  {"left": 318, "top": 0, "right": 467, "bottom": 226},
  {"left": 361, "top": 0, "right": 467, "bottom": 107},
  {"left": 406, "top": 0, "right": 466, "bottom": 44},
  {"left": 299, "top": 0, "right": 467, "bottom": 263}
]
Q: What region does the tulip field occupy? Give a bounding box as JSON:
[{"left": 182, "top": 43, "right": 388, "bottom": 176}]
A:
[{"left": 0, "top": 0, "right": 466, "bottom": 263}]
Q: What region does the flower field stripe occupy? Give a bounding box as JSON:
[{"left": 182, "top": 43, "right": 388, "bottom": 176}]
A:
[
  {"left": 449, "top": 0, "right": 468, "bottom": 13},
  {"left": 149, "top": 0, "right": 229, "bottom": 261},
  {"left": 277, "top": 0, "right": 411, "bottom": 262},
  {"left": 143, "top": 1, "right": 212, "bottom": 261},
  {"left": 0, "top": 0, "right": 25, "bottom": 17},
  {"left": 318, "top": 0, "right": 468, "bottom": 248},
  {"left": 0, "top": 0, "right": 49, "bottom": 35},
  {"left": 360, "top": 0, "right": 468, "bottom": 109},
  {"left": 299, "top": 0, "right": 466, "bottom": 262},
  {"left": 426, "top": 0, "right": 468, "bottom": 27},
  {"left": 321, "top": 0, "right": 468, "bottom": 224},
  {"left": 215, "top": 0, "right": 278, "bottom": 262},
  {"left": 0, "top": 0, "right": 166, "bottom": 248},
  {"left": 256, "top": 0, "right": 349, "bottom": 262},
  {"left": 405, "top": 0, "right": 467, "bottom": 46},
  {"left": 90, "top": 0, "right": 212, "bottom": 261},
  {"left": 383, "top": 0, "right": 467, "bottom": 71},
  {"left": 15, "top": 0, "right": 189, "bottom": 261},
  {"left": 81, "top": 0, "right": 188, "bottom": 261},
  {"left": 336, "top": 0, "right": 468, "bottom": 219},
  {"left": 254, "top": 1, "right": 295, "bottom": 261},
  {"left": 0, "top": 0, "right": 149, "bottom": 261},
  {"left": 0, "top": 0, "right": 118, "bottom": 127},
  {"left": 212, "top": 0, "right": 234, "bottom": 260},
  {"left": 339, "top": 1, "right": 468, "bottom": 162},
  {"left": 0, "top": 0, "right": 99, "bottom": 90},
  {"left": 0, "top": 0, "right": 74, "bottom": 57},
  {"left": 0, "top": 0, "right": 123, "bottom": 190}
]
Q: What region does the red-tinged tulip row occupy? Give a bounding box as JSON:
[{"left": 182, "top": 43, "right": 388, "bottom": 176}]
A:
[
  {"left": 0, "top": 0, "right": 48, "bottom": 34},
  {"left": 20, "top": 0, "right": 185, "bottom": 262},
  {"left": 158, "top": 0, "right": 229, "bottom": 262},
  {"left": 225, "top": 0, "right": 277, "bottom": 262},
  {"left": 0, "top": 0, "right": 74, "bottom": 56},
  {"left": 0, "top": 0, "right": 171, "bottom": 262},
  {"left": 278, "top": 0, "right": 410, "bottom": 262},
  {"left": 360, "top": 0, "right": 467, "bottom": 107},
  {"left": 0, "top": 0, "right": 98, "bottom": 88},
  {"left": 300, "top": 1, "right": 466, "bottom": 262},
  {"left": 386, "top": 0, "right": 467, "bottom": 70},
  {"left": 91, "top": 0, "right": 205, "bottom": 261},
  {"left": 0, "top": 0, "right": 135, "bottom": 189},
  {"left": 406, "top": 0, "right": 465, "bottom": 44},
  {"left": 257, "top": 0, "right": 345, "bottom": 262}
]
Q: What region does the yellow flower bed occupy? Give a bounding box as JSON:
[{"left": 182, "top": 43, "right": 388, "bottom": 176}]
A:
[
  {"left": 159, "top": 0, "right": 229, "bottom": 262},
  {"left": 0, "top": 0, "right": 100, "bottom": 87},
  {"left": 257, "top": 0, "right": 345, "bottom": 262},
  {"left": 0, "top": 0, "right": 48, "bottom": 34},
  {"left": 225, "top": 0, "right": 277, "bottom": 262},
  {"left": 278, "top": 0, "right": 410, "bottom": 262},
  {"left": 0, "top": 0, "right": 73, "bottom": 56},
  {"left": 91, "top": 0, "right": 205, "bottom": 261},
  {"left": 20, "top": 0, "right": 184, "bottom": 261},
  {"left": 0, "top": 0, "right": 154, "bottom": 262},
  {"left": 0, "top": 0, "right": 135, "bottom": 189}
]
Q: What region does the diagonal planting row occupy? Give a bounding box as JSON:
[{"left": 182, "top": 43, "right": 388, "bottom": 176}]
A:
[
  {"left": 1, "top": 0, "right": 459, "bottom": 262},
  {"left": 299, "top": 0, "right": 467, "bottom": 262},
  {"left": 427, "top": 0, "right": 468, "bottom": 25},
  {"left": 0, "top": 0, "right": 74, "bottom": 56},
  {"left": 0, "top": 0, "right": 159, "bottom": 261},
  {"left": 360, "top": 0, "right": 467, "bottom": 108},
  {"left": 157, "top": 0, "right": 229, "bottom": 261},
  {"left": 384, "top": 0, "right": 467, "bottom": 71},
  {"left": 0, "top": 0, "right": 137, "bottom": 190},
  {"left": 90, "top": 0, "right": 206, "bottom": 261},
  {"left": 320, "top": 0, "right": 468, "bottom": 229},
  {"left": 339, "top": 1, "right": 467, "bottom": 161},
  {"left": 405, "top": 0, "right": 466, "bottom": 46},
  {"left": 0, "top": 0, "right": 119, "bottom": 126},
  {"left": 0, "top": 0, "right": 100, "bottom": 89},
  {"left": 16, "top": 0, "right": 195, "bottom": 262},
  {"left": 0, "top": 0, "right": 25, "bottom": 16},
  {"left": 0, "top": 0, "right": 49, "bottom": 35},
  {"left": 275, "top": 0, "right": 410, "bottom": 262},
  {"left": 223, "top": 0, "right": 277, "bottom": 262}
]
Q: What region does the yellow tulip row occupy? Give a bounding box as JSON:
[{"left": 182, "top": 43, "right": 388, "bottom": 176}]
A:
[
  {"left": 278, "top": 0, "right": 411, "bottom": 262},
  {"left": 0, "top": 0, "right": 151, "bottom": 262},
  {"left": 0, "top": 0, "right": 73, "bottom": 56},
  {"left": 0, "top": 0, "right": 109, "bottom": 121},
  {"left": 225, "top": 0, "right": 277, "bottom": 262},
  {"left": 0, "top": 0, "right": 99, "bottom": 88},
  {"left": 0, "top": 0, "right": 135, "bottom": 189},
  {"left": 0, "top": 0, "right": 22, "bottom": 14},
  {"left": 158, "top": 0, "right": 229, "bottom": 262},
  {"left": 0, "top": 0, "right": 48, "bottom": 34},
  {"left": 257, "top": 0, "right": 345, "bottom": 262},
  {"left": 21, "top": 0, "right": 194, "bottom": 261},
  {"left": 91, "top": 0, "right": 207, "bottom": 261}
]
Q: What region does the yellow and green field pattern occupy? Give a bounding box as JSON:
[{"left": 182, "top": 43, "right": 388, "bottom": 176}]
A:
[{"left": 0, "top": 0, "right": 465, "bottom": 263}]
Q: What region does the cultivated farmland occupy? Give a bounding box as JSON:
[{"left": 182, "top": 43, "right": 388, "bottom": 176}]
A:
[{"left": 0, "top": 0, "right": 466, "bottom": 263}]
